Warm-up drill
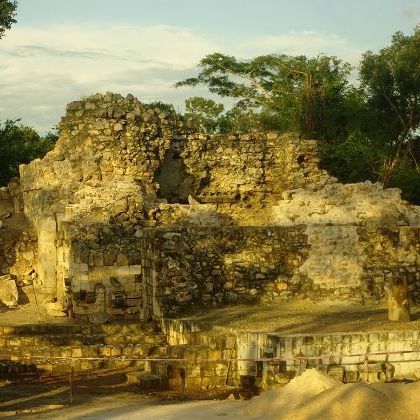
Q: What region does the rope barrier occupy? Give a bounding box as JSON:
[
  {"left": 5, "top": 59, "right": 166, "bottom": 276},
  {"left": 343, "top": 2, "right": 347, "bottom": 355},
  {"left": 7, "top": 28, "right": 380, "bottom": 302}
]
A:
[
  {"left": 1, "top": 348, "right": 419, "bottom": 406},
  {"left": 0, "top": 386, "right": 69, "bottom": 408},
  {"left": 1, "top": 349, "right": 419, "bottom": 364}
]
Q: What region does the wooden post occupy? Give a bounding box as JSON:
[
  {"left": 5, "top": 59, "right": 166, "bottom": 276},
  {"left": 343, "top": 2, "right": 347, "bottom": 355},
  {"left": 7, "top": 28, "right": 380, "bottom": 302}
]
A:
[
  {"left": 388, "top": 276, "right": 410, "bottom": 322},
  {"left": 69, "top": 366, "right": 75, "bottom": 404},
  {"left": 364, "top": 354, "right": 369, "bottom": 382}
]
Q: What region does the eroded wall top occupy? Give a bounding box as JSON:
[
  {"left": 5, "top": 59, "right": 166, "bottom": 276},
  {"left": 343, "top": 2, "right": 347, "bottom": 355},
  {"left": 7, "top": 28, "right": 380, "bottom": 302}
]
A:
[{"left": 19, "top": 92, "right": 340, "bottom": 232}]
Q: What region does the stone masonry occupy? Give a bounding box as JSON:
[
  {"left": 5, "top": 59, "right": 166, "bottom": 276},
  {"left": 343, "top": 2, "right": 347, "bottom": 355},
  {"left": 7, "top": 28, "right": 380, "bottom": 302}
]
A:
[{"left": 0, "top": 91, "right": 417, "bottom": 319}]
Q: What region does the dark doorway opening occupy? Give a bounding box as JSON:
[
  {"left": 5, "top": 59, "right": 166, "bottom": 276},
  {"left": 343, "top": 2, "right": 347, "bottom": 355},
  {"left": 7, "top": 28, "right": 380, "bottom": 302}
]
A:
[{"left": 156, "top": 140, "right": 195, "bottom": 204}]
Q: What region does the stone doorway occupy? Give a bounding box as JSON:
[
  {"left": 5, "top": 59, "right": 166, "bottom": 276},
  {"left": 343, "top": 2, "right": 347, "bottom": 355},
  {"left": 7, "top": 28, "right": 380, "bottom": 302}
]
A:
[{"left": 156, "top": 140, "right": 195, "bottom": 204}]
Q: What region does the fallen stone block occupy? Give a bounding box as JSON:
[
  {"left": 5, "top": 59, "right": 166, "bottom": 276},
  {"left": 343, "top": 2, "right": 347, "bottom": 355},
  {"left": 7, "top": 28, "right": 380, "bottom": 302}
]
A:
[
  {"left": 88, "top": 311, "right": 113, "bottom": 325},
  {"left": 126, "top": 371, "right": 163, "bottom": 390},
  {"left": 0, "top": 275, "right": 18, "bottom": 307}
]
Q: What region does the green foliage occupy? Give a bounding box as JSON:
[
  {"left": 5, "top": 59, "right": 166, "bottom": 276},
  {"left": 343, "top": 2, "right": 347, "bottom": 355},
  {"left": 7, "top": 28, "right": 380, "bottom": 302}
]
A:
[
  {"left": 359, "top": 25, "right": 420, "bottom": 185},
  {"left": 176, "top": 52, "right": 352, "bottom": 139},
  {"left": 218, "top": 105, "right": 268, "bottom": 133},
  {"left": 177, "top": 27, "right": 420, "bottom": 203},
  {"left": 389, "top": 160, "right": 420, "bottom": 204},
  {"left": 0, "top": 120, "right": 58, "bottom": 185},
  {"left": 0, "top": 0, "right": 17, "bottom": 39},
  {"left": 144, "top": 101, "right": 176, "bottom": 114},
  {"left": 184, "top": 97, "right": 224, "bottom": 133}
]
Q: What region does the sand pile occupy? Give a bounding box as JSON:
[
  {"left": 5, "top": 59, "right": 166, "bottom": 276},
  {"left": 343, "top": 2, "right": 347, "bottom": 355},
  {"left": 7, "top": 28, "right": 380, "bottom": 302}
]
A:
[
  {"left": 241, "top": 368, "right": 341, "bottom": 418},
  {"left": 283, "top": 382, "right": 407, "bottom": 420},
  {"left": 240, "top": 369, "right": 420, "bottom": 420}
]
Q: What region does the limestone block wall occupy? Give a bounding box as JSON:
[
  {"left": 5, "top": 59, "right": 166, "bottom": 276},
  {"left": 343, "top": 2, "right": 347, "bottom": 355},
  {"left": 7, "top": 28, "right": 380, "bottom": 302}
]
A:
[
  {"left": 69, "top": 263, "right": 142, "bottom": 318},
  {"left": 236, "top": 330, "right": 420, "bottom": 383},
  {"left": 0, "top": 179, "right": 23, "bottom": 216},
  {"left": 141, "top": 225, "right": 420, "bottom": 318},
  {"left": 270, "top": 181, "right": 419, "bottom": 227},
  {"left": 358, "top": 226, "right": 420, "bottom": 300},
  {"left": 14, "top": 92, "right": 420, "bottom": 317},
  {"left": 18, "top": 93, "right": 335, "bottom": 231},
  {"left": 180, "top": 133, "right": 332, "bottom": 204},
  {"left": 0, "top": 181, "right": 38, "bottom": 303},
  {"left": 0, "top": 180, "right": 23, "bottom": 222},
  {"left": 158, "top": 319, "right": 420, "bottom": 388},
  {"left": 140, "top": 226, "right": 310, "bottom": 318},
  {"left": 18, "top": 93, "right": 178, "bottom": 306},
  {"left": 54, "top": 218, "right": 144, "bottom": 317},
  {"left": 16, "top": 92, "right": 335, "bottom": 313}
]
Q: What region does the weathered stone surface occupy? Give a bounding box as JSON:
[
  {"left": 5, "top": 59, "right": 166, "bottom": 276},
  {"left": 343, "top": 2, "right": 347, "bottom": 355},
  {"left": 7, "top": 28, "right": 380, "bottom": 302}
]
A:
[
  {"left": 388, "top": 277, "right": 411, "bottom": 321},
  {"left": 0, "top": 274, "right": 18, "bottom": 307},
  {"left": 0, "top": 91, "right": 414, "bottom": 319},
  {"left": 89, "top": 311, "right": 113, "bottom": 325}
]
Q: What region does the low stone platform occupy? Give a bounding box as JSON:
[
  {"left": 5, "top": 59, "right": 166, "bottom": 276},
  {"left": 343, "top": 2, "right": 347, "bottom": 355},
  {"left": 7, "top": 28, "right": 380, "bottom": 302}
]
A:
[
  {"left": 0, "top": 321, "right": 167, "bottom": 376},
  {"left": 154, "top": 302, "right": 420, "bottom": 389},
  {"left": 181, "top": 301, "right": 420, "bottom": 334},
  {"left": 2, "top": 301, "right": 420, "bottom": 393}
]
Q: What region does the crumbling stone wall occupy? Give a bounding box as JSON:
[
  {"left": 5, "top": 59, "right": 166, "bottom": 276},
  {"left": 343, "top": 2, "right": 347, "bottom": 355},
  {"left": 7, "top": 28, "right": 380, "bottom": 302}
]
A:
[
  {"left": 140, "top": 225, "right": 420, "bottom": 318},
  {"left": 13, "top": 92, "right": 420, "bottom": 318},
  {"left": 0, "top": 181, "right": 37, "bottom": 306},
  {"left": 140, "top": 226, "right": 309, "bottom": 318}
]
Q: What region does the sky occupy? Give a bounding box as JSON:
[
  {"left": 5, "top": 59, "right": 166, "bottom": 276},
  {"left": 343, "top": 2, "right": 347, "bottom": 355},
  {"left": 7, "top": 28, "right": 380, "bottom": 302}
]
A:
[{"left": 0, "top": 0, "right": 419, "bottom": 132}]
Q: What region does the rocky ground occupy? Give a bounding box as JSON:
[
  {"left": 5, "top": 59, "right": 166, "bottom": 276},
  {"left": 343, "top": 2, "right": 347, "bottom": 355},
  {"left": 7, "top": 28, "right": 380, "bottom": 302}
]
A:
[
  {"left": 184, "top": 299, "right": 420, "bottom": 334},
  {"left": 1, "top": 298, "right": 420, "bottom": 337},
  {"left": 2, "top": 369, "right": 418, "bottom": 419},
  {"left": 2, "top": 299, "right": 420, "bottom": 332}
]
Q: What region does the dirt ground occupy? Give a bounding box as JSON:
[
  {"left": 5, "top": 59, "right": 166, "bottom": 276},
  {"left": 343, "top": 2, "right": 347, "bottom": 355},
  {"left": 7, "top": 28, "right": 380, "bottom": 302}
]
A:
[
  {"left": 185, "top": 300, "right": 420, "bottom": 334},
  {"left": 1, "top": 300, "right": 420, "bottom": 419},
  {"left": 1, "top": 373, "right": 418, "bottom": 420},
  {"left": 0, "top": 304, "right": 83, "bottom": 326},
  {"left": 0, "top": 370, "right": 246, "bottom": 419},
  {"left": 2, "top": 299, "right": 420, "bottom": 333}
]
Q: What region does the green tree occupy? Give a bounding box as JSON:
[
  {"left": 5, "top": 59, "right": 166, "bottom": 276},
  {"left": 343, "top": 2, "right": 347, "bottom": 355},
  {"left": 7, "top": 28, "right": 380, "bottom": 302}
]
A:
[
  {"left": 145, "top": 101, "right": 176, "bottom": 115},
  {"left": 0, "top": 0, "right": 17, "bottom": 39},
  {"left": 0, "top": 120, "right": 57, "bottom": 185},
  {"left": 359, "top": 26, "right": 420, "bottom": 186},
  {"left": 184, "top": 97, "right": 224, "bottom": 133},
  {"left": 176, "top": 53, "right": 352, "bottom": 139}
]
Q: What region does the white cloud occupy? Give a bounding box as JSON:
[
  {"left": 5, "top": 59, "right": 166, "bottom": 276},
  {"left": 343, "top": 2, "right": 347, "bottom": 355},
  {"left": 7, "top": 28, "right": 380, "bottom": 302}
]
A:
[
  {"left": 0, "top": 24, "right": 361, "bottom": 132},
  {"left": 245, "top": 31, "right": 363, "bottom": 65},
  {"left": 0, "top": 24, "right": 220, "bottom": 131},
  {"left": 401, "top": 4, "right": 420, "bottom": 23}
]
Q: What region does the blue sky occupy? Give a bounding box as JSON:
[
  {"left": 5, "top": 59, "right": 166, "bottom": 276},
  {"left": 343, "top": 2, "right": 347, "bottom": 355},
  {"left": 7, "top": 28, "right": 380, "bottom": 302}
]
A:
[{"left": 1, "top": 0, "right": 419, "bottom": 132}]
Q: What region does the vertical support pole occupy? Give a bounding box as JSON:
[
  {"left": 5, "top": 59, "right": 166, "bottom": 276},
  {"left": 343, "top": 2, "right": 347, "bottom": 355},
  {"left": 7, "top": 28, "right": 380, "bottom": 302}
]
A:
[
  {"left": 364, "top": 354, "right": 369, "bottom": 382},
  {"left": 69, "top": 366, "right": 75, "bottom": 404},
  {"left": 180, "top": 365, "right": 186, "bottom": 399},
  {"left": 388, "top": 276, "right": 411, "bottom": 322}
]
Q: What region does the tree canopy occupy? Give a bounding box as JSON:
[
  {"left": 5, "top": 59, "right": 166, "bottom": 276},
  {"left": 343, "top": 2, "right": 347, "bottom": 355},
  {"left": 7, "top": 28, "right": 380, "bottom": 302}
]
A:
[
  {"left": 0, "top": 120, "right": 57, "bottom": 185},
  {"left": 360, "top": 26, "right": 420, "bottom": 186},
  {"left": 0, "top": 0, "right": 17, "bottom": 39},
  {"left": 184, "top": 96, "right": 225, "bottom": 133},
  {"left": 176, "top": 53, "right": 353, "bottom": 139},
  {"left": 177, "top": 27, "right": 420, "bottom": 203}
]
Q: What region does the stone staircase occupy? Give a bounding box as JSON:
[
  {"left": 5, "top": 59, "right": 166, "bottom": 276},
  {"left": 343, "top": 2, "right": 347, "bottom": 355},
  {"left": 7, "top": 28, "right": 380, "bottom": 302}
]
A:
[
  {"left": 145, "top": 319, "right": 238, "bottom": 390},
  {"left": 0, "top": 322, "right": 168, "bottom": 376},
  {"left": 0, "top": 319, "right": 240, "bottom": 390}
]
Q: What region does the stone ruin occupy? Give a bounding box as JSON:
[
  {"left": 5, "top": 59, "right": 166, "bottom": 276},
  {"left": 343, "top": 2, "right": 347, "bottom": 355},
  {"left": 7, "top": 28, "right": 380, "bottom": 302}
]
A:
[{"left": 0, "top": 92, "right": 419, "bottom": 319}]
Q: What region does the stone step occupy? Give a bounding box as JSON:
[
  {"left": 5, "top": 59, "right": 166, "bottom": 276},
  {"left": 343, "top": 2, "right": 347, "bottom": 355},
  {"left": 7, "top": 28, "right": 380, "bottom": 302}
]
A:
[
  {"left": 0, "top": 321, "right": 161, "bottom": 336},
  {"left": 167, "top": 344, "right": 226, "bottom": 361},
  {"left": 0, "top": 341, "right": 170, "bottom": 376},
  {"left": 126, "top": 371, "right": 163, "bottom": 390},
  {"left": 0, "top": 357, "right": 148, "bottom": 376},
  {"left": 0, "top": 343, "right": 168, "bottom": 360},
  {"left": 0, "top": 332, "right": 167, "bottom": 348},
  {"left": 182, "top": 330, "right": 236, "bottom": 350}
]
